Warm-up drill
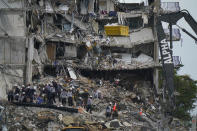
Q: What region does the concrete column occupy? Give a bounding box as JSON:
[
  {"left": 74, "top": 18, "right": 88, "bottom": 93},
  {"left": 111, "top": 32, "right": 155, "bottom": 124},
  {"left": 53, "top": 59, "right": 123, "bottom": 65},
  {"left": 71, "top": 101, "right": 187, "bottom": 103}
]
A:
[
  {"left": 153, "top": 0, "right": 161, "bottom": 94},
  {"left": 26, "top": 36, "right": 34, "bottom": 85},
  {"left": 153, "top": 15, "right": 159, "bottom": 94}
]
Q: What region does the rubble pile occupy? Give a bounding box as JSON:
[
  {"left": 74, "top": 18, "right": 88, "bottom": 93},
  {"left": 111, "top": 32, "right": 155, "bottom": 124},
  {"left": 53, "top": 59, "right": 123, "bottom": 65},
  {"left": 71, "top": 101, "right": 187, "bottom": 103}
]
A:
[
  {"left": 1, "top": 74, "right": 187, "bottom": 131},
  {"left": 0, "top": 0, "right": 190, "bottom": 131}
]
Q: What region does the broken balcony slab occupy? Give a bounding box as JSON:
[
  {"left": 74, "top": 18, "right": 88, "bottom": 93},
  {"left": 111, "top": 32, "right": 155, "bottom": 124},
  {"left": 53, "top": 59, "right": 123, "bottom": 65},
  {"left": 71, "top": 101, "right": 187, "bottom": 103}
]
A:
[
  {"left": 45, "top": 35, "right": 77, "bottom": 44},
  {"left": 62, "top": 13, "right": 88, "bottom": 31},
  {"left": 101, "top": 28, "right": 154, "bottom": 48},
  {"left": 13, "top": 102, "right": 78, "bottom": 113},
  {"left": 75, "top": 53, "right": 160, "bottom": 71},
  {"left": 96, "top": 12, "right": 142, "bottom": 20}
]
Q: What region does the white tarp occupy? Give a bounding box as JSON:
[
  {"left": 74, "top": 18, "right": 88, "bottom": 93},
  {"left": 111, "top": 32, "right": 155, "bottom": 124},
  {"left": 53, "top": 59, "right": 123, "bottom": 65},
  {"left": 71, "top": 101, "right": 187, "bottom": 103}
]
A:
[
  {"left": 131, "top": 53, "right": 154, "bottom": 65},
  {"left": 58, "top": 5, "right": 69, "bottom": 11},
  {"left": 113, "top": 53, "right": 132, "bottom": 64},
  {"left": 119, "top": 0, "right": 148, "bottom": 6}
]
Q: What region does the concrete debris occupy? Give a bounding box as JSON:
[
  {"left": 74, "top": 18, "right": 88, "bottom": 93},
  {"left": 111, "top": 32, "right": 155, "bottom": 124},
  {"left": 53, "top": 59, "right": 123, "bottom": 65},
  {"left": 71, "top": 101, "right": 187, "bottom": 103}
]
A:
[
  {"left": 105, "top": 119, "right": 123, "bottom": 129},
  {"left": 62, "top": 116, "right": 74, "bottom": 125},
  {"left": 0, "top": 73, "right": 187, "bottom": 130},
  {"left": 63, "top": 13, "right": 88, "bottom": 31},
  {"left": 0, "top": 0, "right": 188, "bottom": 131}
]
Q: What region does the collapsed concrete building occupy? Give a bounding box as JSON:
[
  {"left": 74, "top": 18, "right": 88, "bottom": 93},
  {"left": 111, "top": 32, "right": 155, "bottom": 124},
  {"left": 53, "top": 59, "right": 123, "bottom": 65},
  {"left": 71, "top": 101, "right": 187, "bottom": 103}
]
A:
[{"left": 0, "top": 0, "right": 181, "bottom": 99}]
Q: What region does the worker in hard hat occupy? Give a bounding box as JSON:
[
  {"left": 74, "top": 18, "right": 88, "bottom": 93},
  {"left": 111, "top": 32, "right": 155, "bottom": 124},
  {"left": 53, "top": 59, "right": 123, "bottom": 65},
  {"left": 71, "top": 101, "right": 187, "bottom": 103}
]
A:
[
  {"left": 106, "top": 102, "right": 112, "bottom": 119},
  {"left": 74, "top": 88, "right": 80, "bottom": 102},
  {"left": 67, "top": 88, "right": 73, "bottom": 106},
  {"left": 82, "top": 89, "right": 89, "bottom": 108},
  {"left": 86, "top": 96, "right": 93, "bottom": 114},
  {"left": 112, "top": 102, "right": 118, "bottom": 119},
  {"left": 19, "top": 92, "right": 26, "bottom": 103},
  {"left": 61, "top": 89, "right": 67, "bottom": 106},
  {"left": 7, "top": 89, "right": 14, "bottom": 102},
  {"left": 76, "top": 97, "right": 83, "bottom": 107},
  {"left": 14, "top": 84, "right": 20, "bottom": 95}
]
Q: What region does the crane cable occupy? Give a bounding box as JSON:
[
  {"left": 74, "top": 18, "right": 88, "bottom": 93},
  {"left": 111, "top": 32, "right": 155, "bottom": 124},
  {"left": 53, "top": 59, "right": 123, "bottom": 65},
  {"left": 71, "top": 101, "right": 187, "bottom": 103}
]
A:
[{"left": 176, "top": 24, "right": 197, "bottom": 44}]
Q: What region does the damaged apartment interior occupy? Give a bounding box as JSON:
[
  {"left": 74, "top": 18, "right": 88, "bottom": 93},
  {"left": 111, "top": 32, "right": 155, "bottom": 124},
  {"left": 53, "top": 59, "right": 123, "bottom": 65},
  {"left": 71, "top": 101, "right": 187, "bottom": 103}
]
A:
[
  {"left": 0, "top": 0, "right": 188, "bottom": 130},
  {"left": 1, "top": 0, "right": 160, "bottom": 88}
]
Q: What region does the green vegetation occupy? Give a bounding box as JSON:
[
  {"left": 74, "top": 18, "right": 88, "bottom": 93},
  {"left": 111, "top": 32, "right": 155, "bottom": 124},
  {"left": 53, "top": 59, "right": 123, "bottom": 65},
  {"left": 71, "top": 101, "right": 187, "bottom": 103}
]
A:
[
  {"left": 174, "top": 70, "right": 197, "bottom": 120},
  {"left": 159, "top": 66, "right": 197, "bottom": 121}
]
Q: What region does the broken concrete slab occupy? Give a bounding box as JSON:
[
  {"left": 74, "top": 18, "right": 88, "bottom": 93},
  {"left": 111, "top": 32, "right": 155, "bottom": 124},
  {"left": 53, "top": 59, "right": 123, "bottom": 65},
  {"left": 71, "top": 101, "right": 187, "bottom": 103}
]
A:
[{"left": 62, "top": 13, "right": 88, "bottom": 31}]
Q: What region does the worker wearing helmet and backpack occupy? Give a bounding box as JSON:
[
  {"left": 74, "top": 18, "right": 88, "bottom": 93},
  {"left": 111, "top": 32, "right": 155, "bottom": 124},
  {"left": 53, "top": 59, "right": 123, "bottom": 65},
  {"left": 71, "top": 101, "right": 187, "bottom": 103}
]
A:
[{"left": 106, "top": 102, "right": 112, "bottom": 118}]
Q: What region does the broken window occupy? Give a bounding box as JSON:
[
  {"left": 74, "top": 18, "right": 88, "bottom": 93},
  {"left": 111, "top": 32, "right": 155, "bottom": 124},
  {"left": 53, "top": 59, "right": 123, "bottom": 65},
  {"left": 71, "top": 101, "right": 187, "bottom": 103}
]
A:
[
  {"left": 52, "top": 15, "right": 71, "bottom": 32},
  {"left": 148, "top": 0, "right": 155, "bottom": 5},
  {"left": 34, "top": 40, "right": 41, "bottom": 50},
  {"left": 126, "top": 17, "right": 144, "bottom": 30},
  {"left": 53, "top": 15, "right": 63, "bottom": 30},
  {"left": 56, "top": 43, "right": 65, "bottom": 58}
]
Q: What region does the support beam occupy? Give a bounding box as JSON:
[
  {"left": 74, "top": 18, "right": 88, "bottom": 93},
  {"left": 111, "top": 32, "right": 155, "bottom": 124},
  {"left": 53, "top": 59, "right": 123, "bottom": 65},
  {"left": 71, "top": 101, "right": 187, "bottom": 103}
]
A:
[
  {"left": 25, "top": 37, "right": 34, "bottom": 85},
  {"left": 153, "top": 15, "right": 159, "bottom": 94},
  {"left": 169, "top": 23, "right": 173, "bottom": 49}
]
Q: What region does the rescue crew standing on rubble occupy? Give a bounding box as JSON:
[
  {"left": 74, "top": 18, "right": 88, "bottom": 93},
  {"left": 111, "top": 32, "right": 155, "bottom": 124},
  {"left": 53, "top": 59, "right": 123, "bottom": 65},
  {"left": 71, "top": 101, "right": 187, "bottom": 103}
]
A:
[
  {"left": 7, "top": 89, "right": 14, "bottom": 102},
  {"left": 67, "top": 89, "right": 73, "bottom": 106},
  {"left": 112, "top": 102, "right": 118, "bottom": 119},
  {"left": 86, "top": 96, "right": 93, "bottom": 114},
  {"left": 82, "top": 89, "right": 89, "bottom": 108},
  {"left": 106, "top": 102, "right": 112, "bottom": 118},
  {"left": 51, "top": 86, "right": 56, "bottom": 104},
  {"left": 61, "top": 89, "right": 67, "bottom": 106},
  {"left": 76, "top": 97, "right": 83, "bottom": 107}
]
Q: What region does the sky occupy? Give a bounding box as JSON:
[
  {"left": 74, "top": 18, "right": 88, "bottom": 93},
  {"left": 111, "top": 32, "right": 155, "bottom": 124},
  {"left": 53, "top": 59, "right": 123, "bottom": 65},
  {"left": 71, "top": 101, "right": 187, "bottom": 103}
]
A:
[
  {"left": 170, "top": 0, "right": 197, "bottom": 81},
  {"left": 171, "top": 0, "right": 197, "bottom": 115}
]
